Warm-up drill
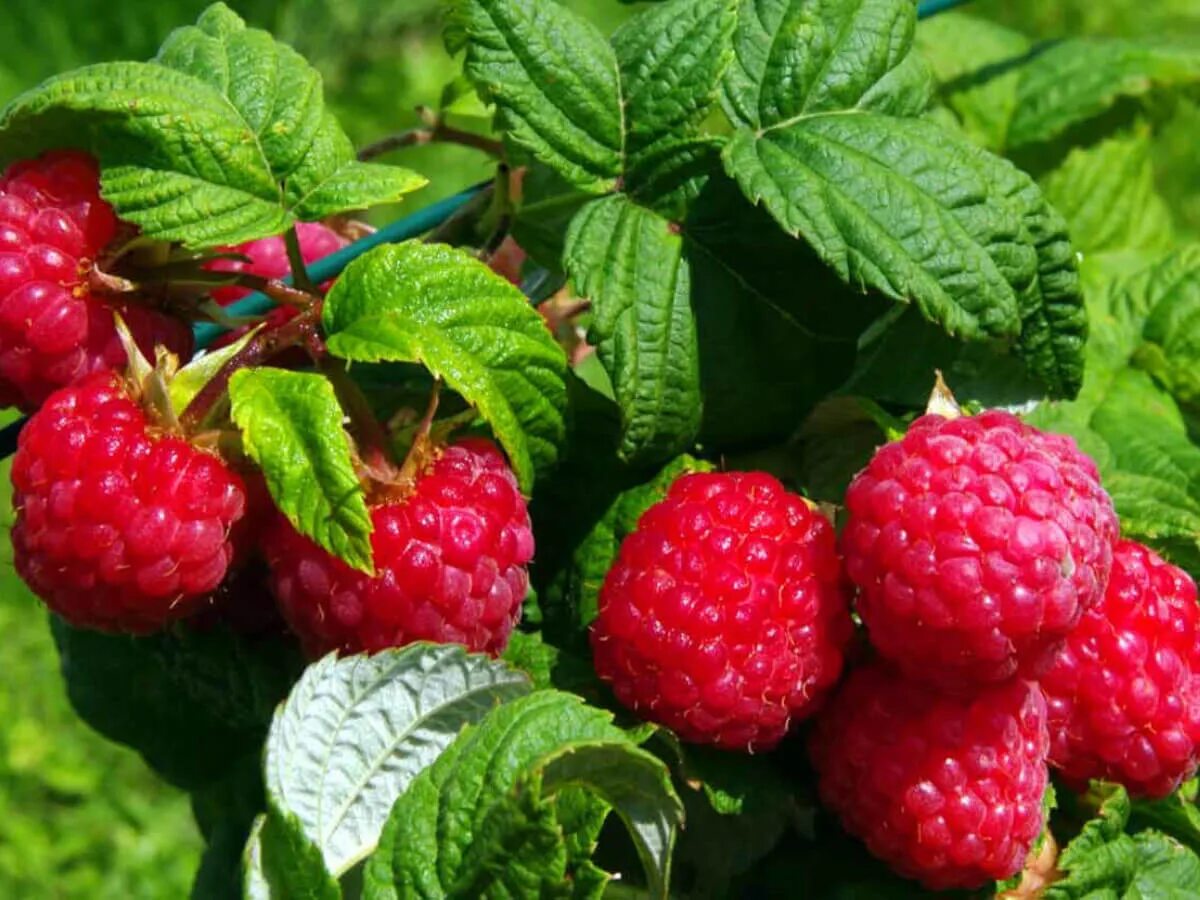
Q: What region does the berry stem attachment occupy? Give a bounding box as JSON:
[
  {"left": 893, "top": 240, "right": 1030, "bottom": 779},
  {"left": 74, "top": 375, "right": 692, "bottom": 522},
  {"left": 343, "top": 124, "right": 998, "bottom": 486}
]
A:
[
  {"left": 397, "top": 379, "right": 443, "bottom": 487},
  {"left": 320, "top": 357, "right": 398, "bottom": 475},
  {"left": 926, "top": 370, "right": 964, "bottom": 419},
  {"left": 358, "top": 107, "right": 505, "bottom": 161},
  {"left": 285, "top": 226, "right": 317, "bottom": 293},
  {"left": 178, "top": 305, "right": 323, "bottom": 432}
]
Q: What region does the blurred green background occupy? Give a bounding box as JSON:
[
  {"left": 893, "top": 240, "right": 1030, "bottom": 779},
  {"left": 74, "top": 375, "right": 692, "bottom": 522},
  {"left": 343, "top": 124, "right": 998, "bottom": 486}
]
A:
[{"left": 0, "top": 0, "right": 1197, "bottom": 896}]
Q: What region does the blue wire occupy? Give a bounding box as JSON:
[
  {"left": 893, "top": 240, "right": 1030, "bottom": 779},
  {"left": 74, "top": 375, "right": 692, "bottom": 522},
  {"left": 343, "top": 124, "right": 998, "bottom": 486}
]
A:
[
  {"left": 917, "top": 0, "right": 975, "bottom": 17},
  {"left": 0, "top": 181, "right": 488, "bottom": 459},
  {"left": 192, "top": 182, "right": 488, "bottom": 347}
]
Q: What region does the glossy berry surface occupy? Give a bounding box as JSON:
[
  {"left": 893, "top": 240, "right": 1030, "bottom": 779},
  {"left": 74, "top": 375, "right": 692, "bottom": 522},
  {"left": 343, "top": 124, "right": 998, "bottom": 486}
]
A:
[
  {"left": 810, "top": 662, "right": 1049, "bottom": 890},
  {"left": 11, "top": 372, "right": 248, "bottom": 633},
  {"left": 843, "top": 410, "right": 1118, "bottom": 688},
  {"left": 264, "top": 438, "right": 533, "bottom": 657},
  {"left": 0, "top": 151, "right": 192, "bottom": 410},
  {"left": 590, "top": 471, "right": 852, "bottom": 752},
  {"left": 1042, "top": 540, "right": 1200, "bottom": 798}
]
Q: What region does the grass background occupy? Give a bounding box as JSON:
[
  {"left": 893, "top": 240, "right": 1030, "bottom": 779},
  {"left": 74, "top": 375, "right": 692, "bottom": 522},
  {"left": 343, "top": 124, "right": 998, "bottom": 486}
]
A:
[{"left": 0, "top": 0, "right": 1196, "bottom": 896}]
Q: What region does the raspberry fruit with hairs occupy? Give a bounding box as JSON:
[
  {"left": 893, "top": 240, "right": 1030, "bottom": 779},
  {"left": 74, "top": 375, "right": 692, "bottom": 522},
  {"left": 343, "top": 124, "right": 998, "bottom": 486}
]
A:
[
  {"left": 589, "top": 471, "right": 852, "bottom": 752},
  {"left": 263, "top": 438, "right": 533, "bottom": 657},
  {"left": 11, "top": 371, "right": 248, "bottom": 633},
  {"left": 1042, "top": 539, "right": 1200, "bottom": 798},
  {"left": 0, "top": 150, "right": 192, "bottom": 410},
  {"left": 810, "top": 662, "right": 1050, "bottom": 890},
  {"left": 842, "top": 409, "right": 1118, "bottom": 688}
]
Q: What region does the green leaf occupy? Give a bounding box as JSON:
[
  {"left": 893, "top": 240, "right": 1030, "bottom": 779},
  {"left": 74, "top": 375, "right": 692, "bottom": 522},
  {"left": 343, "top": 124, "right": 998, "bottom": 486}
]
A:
[
  {"left": 252, "top": 801, "right": 343, "bottom": 900},
  {"left": 50, "top": 617, "right": 301, "bottom": 791},
  {"left": 364, "top": 691, "right": 682, "bottom": 900},
  {"left": 724, "top": 113, "right": 1026, "bottom": 342},
  {"left": 167, "top": 325, "right": 260, "bottom": 416},
  {"left": 721, "top": 0, "right": 931, "bottom": 129},
  {"left": 1048, "top": 782, "right": 1200, "bottom": 898},
  {"left": 0, "top": 3, "right": 424, "bottom": 247},
  {"left": 1007, "top": 38, "right": 1200, "bottom": 150},
  {"left": 1133, "top": 247, "right": 1200, "bottom": 411},
  {"left": 264, "top": 644, "right": 530, "bottom": 877},
  {"left": 322, "top": 241, "right": 568, "bottom": 492},
  {"left": 1131, "top": 782, "right": 1200, "bottom": 856},
  {"left": 612, "top": 0, "right": 736, "bottom": 161},
  {"left": 449, "top": 0, "right": 623, "bottom": 193},
  {"left": 1041, "top": 129, "right": 1175, "bottom": 256},
  {"left": 915, "top": 12, "right": 1031, "bottom": 150},
  {"left": 228, "top": 367, "right": 372, "bottom": 573},
  {"left": 564, "top": 194, "right": 702, "bottom": 465}
]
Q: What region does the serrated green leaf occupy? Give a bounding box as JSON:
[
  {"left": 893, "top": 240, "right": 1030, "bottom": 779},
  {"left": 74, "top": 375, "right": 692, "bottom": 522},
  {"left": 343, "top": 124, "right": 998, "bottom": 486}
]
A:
[
  {"left": 228, "top": 367, "right": 373, "bottom": 573},
  {"left": 624, "top": 136, "right": 723, "bottom": 221},
  {"left": 1007, "top": 38, "right": 1200, "bottom": 150},
  {"left": 251, "top": 801, "right": 342, "bottom": 900},
  {"left": 365, "top": 691, "right": 681, "bottom": 900},
  {"left": 322, "top": 241, "right": 568, "bottom": 492},
  {"left": 450, "top": 0, "right": 623, "bottom": 193},
  {"left": 612, "top": 0, "right": 735, "bottom": 163},
  {"left": 915, "top": 12, "right": 1031, "bottom": 151},
  {"left": 1048, "top": 781, "right": 1200, "bottom": 898},
  {"left": 1131, "top": 782, "right": 1200, "bottom": 856},
  {"left": 1041, "top": 129, "right": 1175, "bottom": 256},
  {"left": 50, "top": 617, "right": 301, "bottom": 791},
  {"left": 264, "top": 644, "right": 530, "bottom": 878},
  {"left": 725, "top": 113, "right": 1027, "bottom": 341},
  {"left": 721, "top": 0, "right": 931, "bottom": 130},
  {"left": 0, "top": 3, "right": 424, "bottom": 247},
  {"left": 1133, "top": 247, "right": 1200, "bottom": 411},
  {"left": 564, "top": 194, "right": 702, "bottom": 465}
]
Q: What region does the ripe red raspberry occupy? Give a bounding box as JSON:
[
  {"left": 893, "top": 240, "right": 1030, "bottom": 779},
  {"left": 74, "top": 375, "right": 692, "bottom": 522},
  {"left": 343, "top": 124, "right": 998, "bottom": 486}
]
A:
[
  {"left": 842, "top": 410, "right": 1118, "bottom": 689},
  {"left": 589, "top": 471, "right": 852, "bottom": 752},
  {"left": 263, "top": 438, "right": 533, "bottom": 657},
  {"left": 1042, "top": 540, "right": 1200, "bottom": 798},
  {"left": 0, "top": 151, "right": 192, "bottom": 410},
  {"left": 810, "top": 662, "right": 1049, "bottom": 890},
  {"left": 10, "top": 372, "right": 248, "bottom": 633},
  {"left": 206, "top": 221, "right": 346, "bottom": 330}
]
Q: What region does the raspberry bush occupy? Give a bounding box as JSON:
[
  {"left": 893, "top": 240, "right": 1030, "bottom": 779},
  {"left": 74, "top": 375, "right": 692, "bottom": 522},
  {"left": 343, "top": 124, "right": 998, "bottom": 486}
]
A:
[{"left": 1, "top": 0, "right": 1199, "bottom": 897}]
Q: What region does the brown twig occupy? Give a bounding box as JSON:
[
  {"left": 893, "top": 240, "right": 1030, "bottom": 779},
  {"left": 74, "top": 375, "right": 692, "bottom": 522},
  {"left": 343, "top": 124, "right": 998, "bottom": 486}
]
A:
[
  {"left": 284, "top": 226, "right": 316, "bottom": 293},
  {"left": 358, "top": 107, "right": 504, "bottom": 161}
]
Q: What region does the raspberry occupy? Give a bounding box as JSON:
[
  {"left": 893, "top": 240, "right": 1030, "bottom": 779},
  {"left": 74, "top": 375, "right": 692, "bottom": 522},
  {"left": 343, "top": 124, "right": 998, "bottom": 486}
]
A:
[
  {"left": 810, "top": 662, "right": 1049, "bottom": 890},
  {"left": 843, "top": 409, "right": 1118, "bottom": 688},
  {"left": 0, "top": 151, "right": 192, "bottom": 410},
  {"left": 264, "top": 438, "right": 533, "bottom": 657},
  {"left": 589, "top": 471, "right": 852, "bottom": 752},
  {"left": 206, "top": 222, "right": 346, "bottom": 339},
  {"left": 11, "top": 372, "right": 248, "bottom": 633},
  {"left": 1042, "top": 540, "right": 1200, "bottom": 798}
]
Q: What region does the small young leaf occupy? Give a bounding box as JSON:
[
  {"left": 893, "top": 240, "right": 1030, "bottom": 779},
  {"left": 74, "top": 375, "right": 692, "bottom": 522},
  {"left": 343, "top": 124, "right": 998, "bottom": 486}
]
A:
[
  {"left": 1041, "top": 129, "right": 1175, "bottom": 255},
  {"left": 228, "top": 367, "right": 373, "bottom": 573},
  {"left": 449, "top": 0, "right": 623, "bottom": 193},
  {"left": 564, "top": 194, "right": 702, "bottom": 465},
  {"left": 167, "top": 325, "right": 260, "bottom": 416},
  {"left": 322, "top": 241, "right": 568, "bottom": 492},
  {"left": 264, "top": 644, "right": 529, "bottom": 877},
  {"left": 365, "top": 691, "right": 681, "bottom": 900},
  {"left": 721, "top": 0, "right": 931, "bottom": 129},
  {"left": 1007, "top": 38, "right": 1200, "bottom": 150}
]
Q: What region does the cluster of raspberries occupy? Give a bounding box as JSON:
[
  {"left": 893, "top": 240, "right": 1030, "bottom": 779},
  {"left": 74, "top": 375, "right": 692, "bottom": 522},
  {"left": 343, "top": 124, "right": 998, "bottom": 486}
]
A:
[
  {"left": 5, "top": 151, "right": 534, "bottom": 659},
  {"left": 591, "top": 410, "right": 1200, "bottom": 890}
]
